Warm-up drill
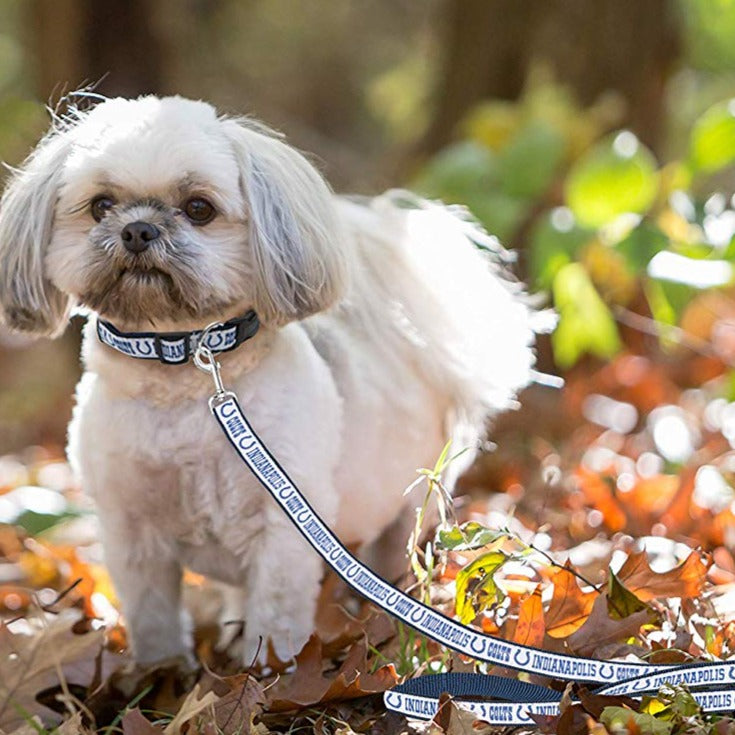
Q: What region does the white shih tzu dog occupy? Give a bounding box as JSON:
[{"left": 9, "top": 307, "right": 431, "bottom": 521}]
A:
[{"left": 0, "top": 96, "right": 538, "bottom": 666}]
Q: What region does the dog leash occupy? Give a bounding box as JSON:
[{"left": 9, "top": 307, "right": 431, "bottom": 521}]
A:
[{"left": 193, "top": 331, "right": 735, "bottom": 723}]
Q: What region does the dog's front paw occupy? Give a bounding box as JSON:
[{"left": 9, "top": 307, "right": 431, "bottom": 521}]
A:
[{"left": 241, "top": 616, "right": 312, "bottom": 667}]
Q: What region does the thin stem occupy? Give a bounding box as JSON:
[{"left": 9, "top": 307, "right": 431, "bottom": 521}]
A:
[{"left": 613, "top": 305, "right": 728, "bottom": 364}]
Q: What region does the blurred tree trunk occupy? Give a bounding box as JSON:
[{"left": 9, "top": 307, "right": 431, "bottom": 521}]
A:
[
  {"left": 29, "top": 0, "right": 164, "bottom": 100},
  {"left": 423, "top": 0, "right": 680, "bottom": 155},
  {"left": 16, "top": 1, "right": 167, "bottom": 453}
]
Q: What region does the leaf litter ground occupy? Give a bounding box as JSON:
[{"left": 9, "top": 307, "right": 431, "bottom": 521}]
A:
[{"left": 3, "top": 351, "right": 735, "bottom": 734}]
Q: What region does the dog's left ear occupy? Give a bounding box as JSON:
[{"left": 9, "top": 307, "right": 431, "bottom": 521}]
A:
[
  {"left": 221, "top": 119, "right": 348, "bottom": 325},
  {"left": 0, "top": 129, "right": 74, "bottom": 336}
]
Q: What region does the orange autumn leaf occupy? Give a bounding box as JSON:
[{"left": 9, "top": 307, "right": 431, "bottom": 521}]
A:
[
  {"left": 39, "top": 544, "right": 98, "bottom": 617},
  {"left": 0, "top": 586, "right": 32, "bottom": 612},
  {"left": 706, "top": 625, "right": 725, "bottom": 657},
  {"left": 513, "top": 589, "right": 545, "bottom": 647},
  {"left": 575, "top": 468, "right": 627, "bottom": 532},
  {"left": 481, "top": 616, "right": 500, "bottom": 635},
  {"left": 617, "top": 550, "right": 708, "bottom": 602},
  {"left": 545, "top": 564, "right": 597, "bottom": 639},
  {"left": 660, "top": 468, "right": 697, "bottom": 533},
  {"left": 706, "top": 507, "right": 735, "bottom": 547},
  {"left": 627, "top": 475, "right": 678, "bottom": 516}
]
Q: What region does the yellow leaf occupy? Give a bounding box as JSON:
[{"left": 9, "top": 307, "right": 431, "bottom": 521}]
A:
[
  {"left": 454, "top": 551, "right": 506, "bottom": 625},
  {"left": 18, "top": 550, "right": 58, "bottom": 587}
]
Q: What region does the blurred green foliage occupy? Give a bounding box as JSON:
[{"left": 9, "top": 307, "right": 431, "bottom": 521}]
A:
[
  {"left": 681, "top": 0, "right": 735, "bottom": 72},
  {"left": 414, "top": 75, "right": 735, "bottom": 370}
]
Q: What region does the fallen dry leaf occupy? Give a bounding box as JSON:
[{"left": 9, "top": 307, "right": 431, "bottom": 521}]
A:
[
  {"left": 513, "top": 588, "right": 545, "bottom": 647},
  {"left": 121, "top": 708, "right": 165, "bottom": 735},
  {"left": 0, "top": 611, "right": 105, "bottom": 732},
  {"left": 267, "top": 635, "right": 397, "bottom": 711},
  {"left": 162, "top": 682, "right": 218, "bottom": 735},
  {"left": 202, "top": 671, "right": 265, "bottom": 735},
  {"left": 574, "top": 685, "right": 639, "bottom": 718},
  {"left": 430, "top": 692, "right": 493, "bottom": 735},
  {"left": 566, "top": 593, "right": 650, "bottom": 658},
  {"left": 545, "top": 564, "right": 597, "bottom": 639},
  {"left": 616, "top": 550, "right": 709, "bottom": 603},
  {"left": 54, "top": 711, "right": 92, "bottom": 735}
]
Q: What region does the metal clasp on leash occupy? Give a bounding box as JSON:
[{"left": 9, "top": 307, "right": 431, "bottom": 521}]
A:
[{"left": 193, "top": 321, "right": 236, "bottom": 410}]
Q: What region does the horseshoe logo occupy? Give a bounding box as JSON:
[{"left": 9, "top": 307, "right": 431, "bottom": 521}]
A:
[
  {"left": 410, "top": 608, "right": 425, "bottom": 624},
  {"left": 138, "top": 341, "right": 153, "bottom": 355},
  {"left": 296, "top": 509, "right": 311, "bottom": 524},
  {"left": 470, "top": 636, "right": 486, "bottom": 655},
  {"left": 238, "top": 437, "right": 255, "bottom": 451},
  {"left": 207, "top": 332, "right": 224, "bottom": 349},
  {"left": 386, "top": 591, "right": 400, "bottom": 608},
  {"left": 278, "top": 487, "right": 294, "bottom": 500},
  {"left": 346, "top": 563, "right": 359, "bottom": 579},
  {"left": 220, "top": 402, "right": 237, "bottom": 419},
  {"left": 632, "top": 677, "right": 652, "bottom": 692},
  {"left": 384, "top": 692, "right": 402, "bottom": 709},
  {"left": 599, "top": 664, "right": 615, "bottom": 681},
  {"left": 513, "top": 649, "right": 531, "bottom": 668}
]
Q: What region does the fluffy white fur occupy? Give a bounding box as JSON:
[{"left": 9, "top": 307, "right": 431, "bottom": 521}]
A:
[{"left": 0, "top": 96, "right": 537, "bottom": 665}]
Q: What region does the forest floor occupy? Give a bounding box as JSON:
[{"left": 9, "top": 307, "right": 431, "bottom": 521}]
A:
[{"left": 2, "top": 343, "right": 735, "bottom": 735}]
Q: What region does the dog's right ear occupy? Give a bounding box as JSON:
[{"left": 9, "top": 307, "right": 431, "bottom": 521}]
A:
[{"left": 0, "top": 130, "right": 74, "bottom": 337}]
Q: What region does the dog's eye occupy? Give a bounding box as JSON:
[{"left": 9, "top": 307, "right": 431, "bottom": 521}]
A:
[
  {"left": 90, "top": 196, "right": 116, "bottom": 222},
  {"left": 183, "top": 198, "right": 216, "bottom": 225}
]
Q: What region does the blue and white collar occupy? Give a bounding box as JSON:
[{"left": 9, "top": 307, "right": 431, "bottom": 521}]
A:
[{"left": 96, "top": 311, "right": 260, "bottom": 365}]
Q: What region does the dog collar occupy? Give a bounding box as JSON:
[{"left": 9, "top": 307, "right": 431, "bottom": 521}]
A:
[{"left": 96, "top": 311, "right": 260, "bottom": 365}]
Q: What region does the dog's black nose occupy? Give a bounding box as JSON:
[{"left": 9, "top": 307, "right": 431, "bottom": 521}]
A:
[{"left": 121, "top": 221, "right": 159, "bottom": 254}]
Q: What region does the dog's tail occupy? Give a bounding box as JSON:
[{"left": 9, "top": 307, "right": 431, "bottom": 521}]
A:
[{"left": 340, "top": 190, "right": 552, "bottom": 433}]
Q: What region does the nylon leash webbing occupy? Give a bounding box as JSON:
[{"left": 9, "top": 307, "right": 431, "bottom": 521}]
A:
[{"left": 206, "top": 395, "right": 735, "bottom": 723}]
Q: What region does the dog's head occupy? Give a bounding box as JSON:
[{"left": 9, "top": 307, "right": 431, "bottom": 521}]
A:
[{"left": 0, "top": 95, "right": 347, "bottom": 334}]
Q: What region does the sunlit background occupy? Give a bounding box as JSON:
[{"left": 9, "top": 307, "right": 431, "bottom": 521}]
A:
[{"left": 4, "top": 0, "right": 735, "bottom": 554}]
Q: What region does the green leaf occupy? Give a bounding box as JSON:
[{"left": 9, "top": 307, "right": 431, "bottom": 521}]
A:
[
  {"left": 15, "top": 509, "right": 81, "bottom": 536},
  {"left": 724, "top": 370, "right": 735, "bottom": 403},
  {"left": 615, "top": 222, "right": 670, "bottom": 271},
  {"left": 462, "top": 190, "right": 528, "bottom": 242},
  {"left": 551, "top": 263, "right": 622, "bottom": 368},
  {"left": 690, "top": 100, "right": 735, "bottom": 174},
  {"left": 433, "top": 439, "right": 453, "bottom": 475},
  {"left": 607, "top": 570, "right": 651, "bottom": 620},
  {"left": 437, "top": 522, "right": 506, "bottom": 551},
  {"left": 674, "top": 242, "right": 716, "bottom": 260},
  {"left": 455, "top": 551, "right": 507, "bottom": 625},
  {"left": 721, "top": 232, "right": 735, "bottom": 261},
  {"left": 645, "top": 278, "right": 696, "bottom": 326},
  {"left": 600, "top": 706, "right": 674, "bottom": 735},
  {"left": 413, "top": 141, "right": 499, "bottom": 200},
  {"left": 529, "top": 210, "right": 593, "bottom": 289},
  {"left": 565, "top": 131, "right": 659, "bottom": 227},
  {"left": 643, "top": 685, "right": 701, "bottom": 720},
  {"left": 498, "top": 121, "right": 566, "bottom": 199}
]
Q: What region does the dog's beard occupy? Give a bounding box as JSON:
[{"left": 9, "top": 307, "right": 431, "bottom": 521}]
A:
[{"left": 77, "top": 236, "right": 233, "bottom": 325}]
